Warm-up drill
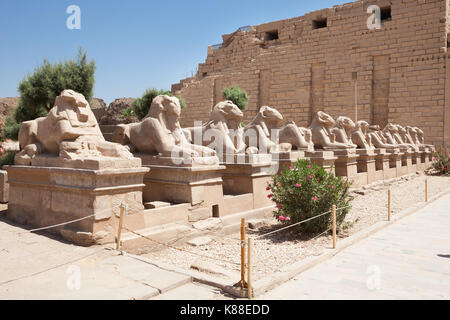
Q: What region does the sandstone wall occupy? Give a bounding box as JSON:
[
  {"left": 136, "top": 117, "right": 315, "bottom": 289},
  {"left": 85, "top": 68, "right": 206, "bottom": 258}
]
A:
[{"left": 173, "top": 0, "right": 449, "bottom": 147}]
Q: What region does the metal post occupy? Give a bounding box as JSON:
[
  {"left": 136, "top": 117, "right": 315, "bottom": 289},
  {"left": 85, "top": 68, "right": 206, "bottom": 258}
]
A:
[{"left": 425, "top": 179, "right": 428, "bottom": 202}]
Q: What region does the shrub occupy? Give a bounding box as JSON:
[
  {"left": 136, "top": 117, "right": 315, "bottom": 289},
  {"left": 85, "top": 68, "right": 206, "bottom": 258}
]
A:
[
  {"left": 431, "top": 147, "right": 449, "bottom": 175},
  {"left": 222, "top": 85, "right": 248, "bottom": 110},
  {"left": 267, "top": 159, "right": 353, "bottom": 234},
  {"left": 133, "top": 88, "right": 186, "bottom": 120},
  {"left": 2, "top": 116, "right": 22, "bottom": 141},
  {"left": 4, "top": 48, "right": 95, "bottom": 140},
  {"left": 0, "top": 151, "right": 16, "bottom": 169},
  {"left": 121, "top": 108, "right": 136, "bottom": 124}
]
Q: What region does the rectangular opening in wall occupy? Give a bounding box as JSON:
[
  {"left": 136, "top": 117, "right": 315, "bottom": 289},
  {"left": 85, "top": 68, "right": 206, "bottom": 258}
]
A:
[
  {"left": 264, "top": 30, "right": 279, "bottom": 41},
  {"left": 375, "top": 159, "right": 383, "bottom": 171},
  {"left": 312, "top": 18, "right": 327, "bottom": 30},
  {"left": 212, "top": 205, "right": 219, "bottom": 218},
  {"left": 380, "top": 6, "right": 391, "bottom": 22}
]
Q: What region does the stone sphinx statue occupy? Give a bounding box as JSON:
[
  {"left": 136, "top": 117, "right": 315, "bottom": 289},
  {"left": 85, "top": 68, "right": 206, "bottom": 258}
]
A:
[
  {"left": 351, "top": 120, "right": 374, "bottom": 150},
  {"left": 396, "top": 125, "right": 417, "bottom": 149},
  {"left": 15, "top": 89, "right": 133, "bottom": 165},
  {"left": 406, "top": 126, "right": 420, "bottom": 146},
  {"left": 367, "top": 125, "right": 397, "bottom": 149},
  {"left": 279, "top": 121, "right": 314, "bottom": 152},
  {"left": 329, "top": 116, "right": 358, "bottom": 148},
  {"left": 382, "top": 123, "right": 412, "bottom": 148},
  {"left": 185, "top": 101, "right": 246, "bottom": 155},
  {"left": 413, "top": 127, "right": 434, "bottom": 149},
  {"left": 309, "top": 111, "right": 355, "bottom": 150},
  {"left": 243, "top": 106, "right": 291, "bottom": 153},
  {"left": 113, "top": 95, "right": 216, "bottom": 160}
]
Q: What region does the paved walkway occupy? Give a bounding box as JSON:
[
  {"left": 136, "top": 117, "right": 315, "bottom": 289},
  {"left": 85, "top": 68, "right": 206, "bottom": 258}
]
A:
[
  {"left": 0, "top": 206, "right": 191, "bottom": 299},
  {"left": 260, "top": 192, "right": 450, "bottom": 300}
]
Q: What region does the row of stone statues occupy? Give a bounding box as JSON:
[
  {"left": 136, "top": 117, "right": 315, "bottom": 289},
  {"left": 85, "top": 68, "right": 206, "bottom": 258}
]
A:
[{"left": 14, "top": 90, "right": 432, "bottom": 166}]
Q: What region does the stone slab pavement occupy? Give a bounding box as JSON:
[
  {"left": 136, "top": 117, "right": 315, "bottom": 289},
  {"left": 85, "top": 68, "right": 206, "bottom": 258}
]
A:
[
  {"left": 0, "top": 207, "right": 191, "bottom": 300},
  {"left": 260, "top": 192, "right": 450, "bottom": 300}
]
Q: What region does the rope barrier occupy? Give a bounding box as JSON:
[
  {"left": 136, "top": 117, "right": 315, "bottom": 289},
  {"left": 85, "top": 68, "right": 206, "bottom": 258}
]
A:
[
  {"left": 253, "top": 205, "right": 351, "bottom": 239},
  {"left": 122, "top": 226, "right": 240, "bottom": 266},
  {"left": 17, "top": 205, "right": 121, "bottom": 234}
]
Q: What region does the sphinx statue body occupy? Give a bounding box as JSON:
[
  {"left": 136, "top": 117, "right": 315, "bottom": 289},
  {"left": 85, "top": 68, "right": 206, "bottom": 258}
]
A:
[
  {"left": 351, "top": 120, "right": 374, "bottom": 150},
  {"left": 309, "top": 111, "right": 355, "bottom": 150},
  {"left": 15, "top": 89, "right": 133, "bottom": 165},
  {"left": 367, "top": 125, "right": 397, "bottom": 149},
  {"left": 382, "top": 123, "right": 413, "bottom": 149},
  {"left": 184, "top": 101, "right": 247, "bottom": 155},
  {"left": 243, "top": 106, "right": 291, "bottom": 154},
  {"left": 113, "top": 95, "right": 217, "bottom": 162},
  {"left": 279, "top": 121, "right": 314, "bottom": 152},
  {"left": 330, "top": 116, "right": 358, "bottom": 148}
]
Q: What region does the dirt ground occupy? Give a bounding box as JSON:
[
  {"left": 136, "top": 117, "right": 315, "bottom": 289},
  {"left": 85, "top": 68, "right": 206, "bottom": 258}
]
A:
[{"left": 142, "top": 173, "right": 450, "bottom": 281}]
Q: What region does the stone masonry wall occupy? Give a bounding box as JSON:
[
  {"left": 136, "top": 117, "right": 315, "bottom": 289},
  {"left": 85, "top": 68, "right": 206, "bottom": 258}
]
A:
[{"left": 173, "top": 0, "right": 450, "bottom": 147}]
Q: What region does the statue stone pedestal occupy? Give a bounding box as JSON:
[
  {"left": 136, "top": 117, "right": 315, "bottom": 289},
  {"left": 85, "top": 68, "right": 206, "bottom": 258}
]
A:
[
  {"left": 138, "top": 155, "right": 225, "bottom": 217},
  {"left": 385, "top": 148, "right": 403, "bottom": 178},
  {"left": 6, "top": 157, "right": 148, "bottom": 246},
  {"left": 221, "top": 154, "right": 274, "bottom": 210},
  {"left": 399, "top": 147, "right": 414, "bottom": 175},
  {"left": 327, "top": 149, "right": 358, "bottom": 183},
  {"left": 272, "top": 151, "right": 306, "bottom": 173},
  {"left": 305, "top": 150, "right": 337, "bottom": 174},
  {"left": 373, "top": 149, "right": 390, "bottom": 181},
  {"left": 355, "top": 149, "right": 376, "bottom": 186}
]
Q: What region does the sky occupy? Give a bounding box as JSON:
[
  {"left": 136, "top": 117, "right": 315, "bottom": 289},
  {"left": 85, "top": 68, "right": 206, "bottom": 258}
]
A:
[{"left": 0, "top": 0, "right": 348, "bottom": 105}]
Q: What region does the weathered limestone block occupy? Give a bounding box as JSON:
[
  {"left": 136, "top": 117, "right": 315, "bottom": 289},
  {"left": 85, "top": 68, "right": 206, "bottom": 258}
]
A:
[
  {"left": 6, "top": 162, "right": 148, "bottom": 246},
  {"left": 8, "top": 90, "right": 147, "bottom": 246},
  {"left": 355, "top": 149, "right": 376, "bottom": 186},
  {"left": 305, "top": 150, "right": 337, "bottom": 175},
  {"left": 0, "top": 170, "right": 8, "bottom": 203},
  {"left": 221, "top": 154, "right": 274, "bottom": 209},
  {"left": 138, "top": 154, "right": 225, "bottom": 212},
  {"left": 373, "top": 149, "right": 390, "bottom": 181}
]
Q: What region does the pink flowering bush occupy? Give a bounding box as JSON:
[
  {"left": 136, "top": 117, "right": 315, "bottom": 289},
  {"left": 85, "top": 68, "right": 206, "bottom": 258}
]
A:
[
  {"left": 431, "top": 147, "right": 449, "bottom": 176},
  {"left": 267, "top": 159, "right": 353, "bottom": 234}
]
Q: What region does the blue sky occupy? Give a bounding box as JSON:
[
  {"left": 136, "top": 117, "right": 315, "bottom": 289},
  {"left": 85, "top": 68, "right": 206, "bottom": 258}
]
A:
[{"left": 0, "top": 0, "right": 347, "bottom": 105}]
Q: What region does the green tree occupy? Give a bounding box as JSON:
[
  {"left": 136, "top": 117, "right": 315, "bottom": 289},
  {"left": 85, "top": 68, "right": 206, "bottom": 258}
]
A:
[
  {"left": 4, "top": 48, "right": 96, "bottom": 139},
  {"left": 133, "top": 88, "right": 186, "bottom": 120},
  {"left": 222, "top": 85, "right": 248, "bottom": 110}
]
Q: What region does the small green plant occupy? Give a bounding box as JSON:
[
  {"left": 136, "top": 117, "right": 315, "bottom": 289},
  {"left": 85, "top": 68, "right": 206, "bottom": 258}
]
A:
[
  {"left": 431, "top": 147, "right": 449, "bottom": 175},
  {"left": 133, "top": 88, "right": 186, "bottom": 120},
  {"left": 222, "top": 85, "right": 248, "bottom": 110},
  {"left": 0, "top": 151, "right": 16, "bottom": 169},
  {"left": 120, "top": 108, "right": 136, "bottom": 124},
  {"left": 267, "top": 159, "right": 353, "bottom": 234}
]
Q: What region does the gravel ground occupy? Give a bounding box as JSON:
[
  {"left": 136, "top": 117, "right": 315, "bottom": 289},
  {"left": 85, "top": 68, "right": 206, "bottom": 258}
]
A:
[{"left": 142, "top": 173, "right": 450, "bottom": 281}]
